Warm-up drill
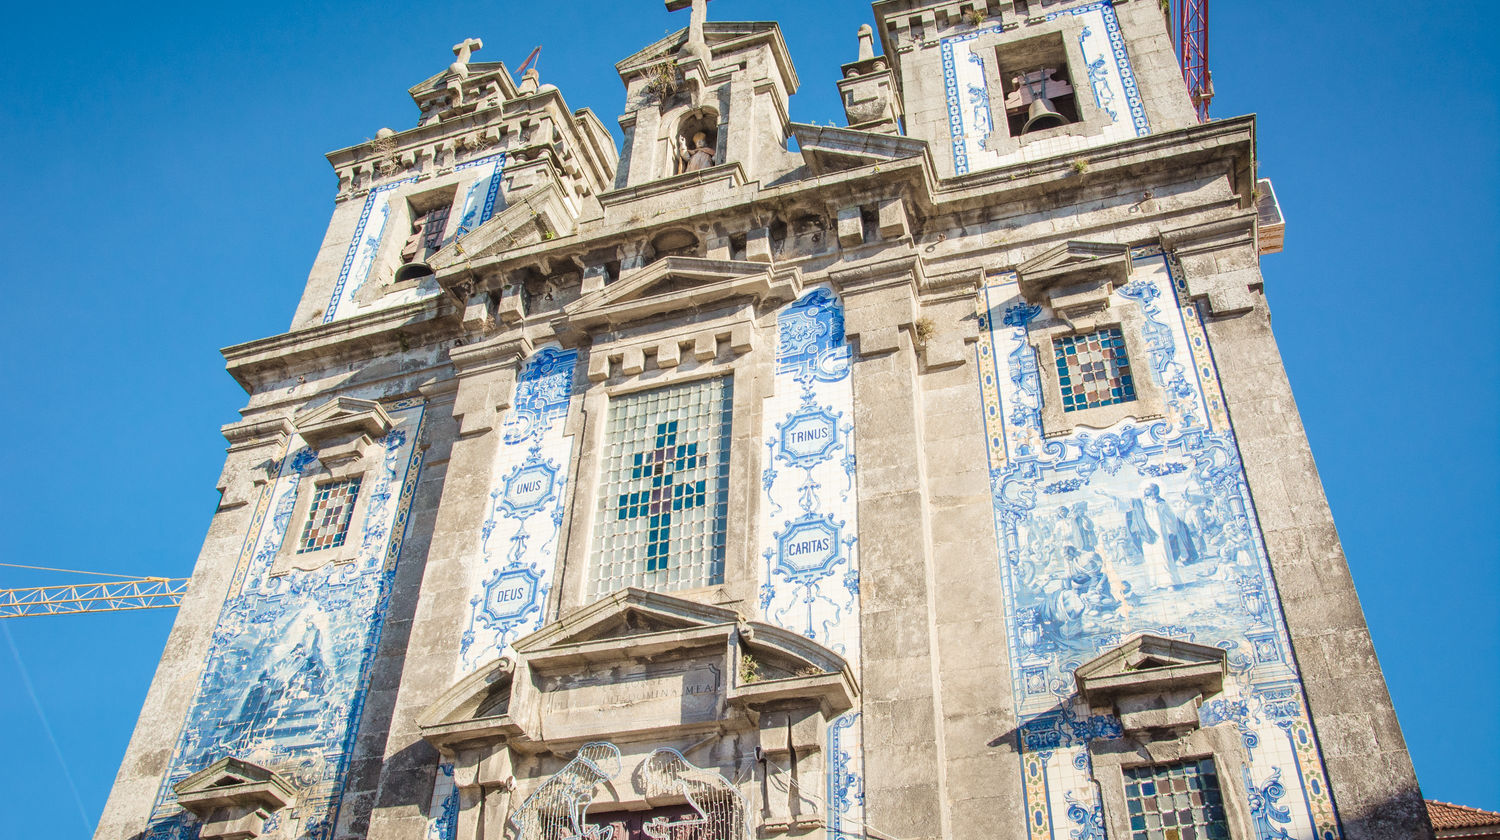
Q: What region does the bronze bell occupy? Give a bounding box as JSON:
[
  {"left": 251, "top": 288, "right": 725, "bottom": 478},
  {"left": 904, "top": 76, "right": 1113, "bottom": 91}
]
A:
[
  {"left": 1019, "top": 68, "right": 1069, "bottom": 133},
  {"left": 1022, "top": 96, "right": 1067, "bottom": 132}
]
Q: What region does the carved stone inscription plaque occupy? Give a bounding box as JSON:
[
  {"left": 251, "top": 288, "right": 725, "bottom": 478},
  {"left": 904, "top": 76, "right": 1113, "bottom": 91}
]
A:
[{"left": 542, "top": 661, "right": 723, "bottom": 739}]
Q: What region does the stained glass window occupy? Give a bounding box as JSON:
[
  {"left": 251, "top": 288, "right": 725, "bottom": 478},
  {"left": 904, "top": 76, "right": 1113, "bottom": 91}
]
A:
[
  {"left": 1123, "top": 758, "right": 1229, "bottom": 840},
  {"left": 297, "top": 477, "right": 362, "bottom": 554},
  {"left": 592, "top": 377, "right": 732, "bottom": 596},
  {"left": 1054, "top": 326, "right": 1137, "bottom": 411}
]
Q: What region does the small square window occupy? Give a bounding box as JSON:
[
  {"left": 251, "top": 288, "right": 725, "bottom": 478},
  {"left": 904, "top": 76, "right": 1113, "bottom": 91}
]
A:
[
  {"left": 297, "top": 477, "right": 362, "bottom": 554},
  {"left": 1123, "top": 759, "right": 1229, "bottom": 840},
  {"left": 1054, "top": 326, "right": 1137, "bottom": 411}
]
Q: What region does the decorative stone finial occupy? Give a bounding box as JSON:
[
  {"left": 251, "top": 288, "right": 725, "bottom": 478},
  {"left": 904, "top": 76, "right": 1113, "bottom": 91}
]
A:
[
  {"left": 857, "top": 24, "right": 874, "bottom": 61},
  {"left": 375, "top": 127, "right": 396, "bottom": 140},
  {"left": 452, "top": 37, "right": 483, "bottom": 66},
  {"left": 518, "top": 68, "right": 540, "bottom": 95}
]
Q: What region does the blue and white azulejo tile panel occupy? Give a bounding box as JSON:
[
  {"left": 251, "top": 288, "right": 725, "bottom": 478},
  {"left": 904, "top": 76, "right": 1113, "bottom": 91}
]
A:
[
  {"left": 323, "top": 152, "right": 506, "bottom": 323},
  {"left": 457, "top": 345, "right": 579, "bottom": 676},
  {"left": 145, "top": 400, "right": 428, "bottom": 840},
  {"left": 941, "top": 2, "right": 1147, "bottom": 176},
  {"left": 427, "top": 345, "right": 580, "bottom": 840},
  {"left": 974, "top": 256, "right": 1341, "bottom": 840},
  {"left": 758, "top": 288, "right": 865, "bottom": 839}
]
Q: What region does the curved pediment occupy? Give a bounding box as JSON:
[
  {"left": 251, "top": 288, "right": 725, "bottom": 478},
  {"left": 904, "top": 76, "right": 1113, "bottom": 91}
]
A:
[
  {"left": 562, "top": 257, "right": 801, "bottom": 330},
  {"left": 419, "top": 588, "right": 857, "bottom": 753}
]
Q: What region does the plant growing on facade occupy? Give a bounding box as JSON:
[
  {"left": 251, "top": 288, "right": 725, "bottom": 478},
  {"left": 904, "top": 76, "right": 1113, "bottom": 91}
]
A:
[
  {"left": 966, "top": 9, "right": 987, "bottom": 26},
  {"left": 913, "top": 317, "right": 937, "bottom": 347},
  {"left": 1070, "top": 157, "right": 1091, "bottom": 175},
  {"left": 739, "top": 654, "right": 762, "bottom": 684},
  {"left": 644, "top": 60, "right": 680, "bottom": 104}
]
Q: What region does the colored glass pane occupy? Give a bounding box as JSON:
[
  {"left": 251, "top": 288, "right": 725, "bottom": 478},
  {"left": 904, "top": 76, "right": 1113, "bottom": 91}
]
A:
[
  {"left": 591, "top": 377, "right": 732, "bottom": 596},
  {"left": 1054, "top": 326, "right": 1137, "bottom": 411},
  {"left": 297, "top": 477, "right": 362, "bottom": 554}
]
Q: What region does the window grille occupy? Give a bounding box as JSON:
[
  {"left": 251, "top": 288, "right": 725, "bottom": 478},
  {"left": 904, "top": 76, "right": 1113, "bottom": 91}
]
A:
[
  {"left": 591, "top": 377, "right": 732, "bottom": 596},
  {"left": 297, "top": 477, "right": 361, "bottom": 553},
  {"left": 1122, "top": 758, "right": 1229, "bottom": 840},
  {"left": 1054, "top": 326, "right": 1137, "bottom": 411}
]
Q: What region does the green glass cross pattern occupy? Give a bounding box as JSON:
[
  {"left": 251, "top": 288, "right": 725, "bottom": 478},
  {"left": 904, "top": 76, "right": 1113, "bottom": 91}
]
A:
[{"left": 617, "top": 420, "right": 707, "bottom": 571}]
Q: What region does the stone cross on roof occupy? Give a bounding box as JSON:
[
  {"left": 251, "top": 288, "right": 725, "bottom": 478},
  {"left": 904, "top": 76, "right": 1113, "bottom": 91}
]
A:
[
  {"left": 665, "top": 0, "right": 712, "bottom": 61},
  {"left": 451, "top": 37, "right": 483, "bottom": 66}
]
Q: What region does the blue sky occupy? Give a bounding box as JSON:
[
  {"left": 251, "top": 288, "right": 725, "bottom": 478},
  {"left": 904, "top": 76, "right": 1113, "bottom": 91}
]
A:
[{"left": 1, "top": 0, "right": 1496, "bottom": 835}]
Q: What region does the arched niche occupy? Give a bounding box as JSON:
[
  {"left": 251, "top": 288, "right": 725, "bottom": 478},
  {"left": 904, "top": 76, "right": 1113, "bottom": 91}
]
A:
[
  {"left": 648, "top": 227, "right": 701, "bottom": 263},
  {"left": 668, "top": 107, "right": 720, "bottom": 176}
]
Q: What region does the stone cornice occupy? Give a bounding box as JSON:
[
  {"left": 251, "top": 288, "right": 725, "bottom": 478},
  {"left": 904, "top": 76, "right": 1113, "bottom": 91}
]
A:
[
  {"left": 222, "top": 297, "right": 455, "bottom": 394},
  {"left": 597, "top": 161, "right": 748, "bottom": 207}
]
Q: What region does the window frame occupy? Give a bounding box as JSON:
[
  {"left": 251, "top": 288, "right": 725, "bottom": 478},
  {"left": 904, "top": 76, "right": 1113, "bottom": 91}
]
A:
[
  {"left": 1028, "top": 303, "right": 1166, "bottom": 438},
  {"left": 587, "top": 374, "right": 736, "bottom": 598},
  {"left": 555, "top": 307, "right": 765, "bottom": 617}
]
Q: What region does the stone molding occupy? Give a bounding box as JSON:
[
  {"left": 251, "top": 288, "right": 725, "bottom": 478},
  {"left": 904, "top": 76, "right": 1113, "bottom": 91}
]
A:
[
  {"left": 1076, "top": 636, "right": 1254, "bottom": 840},
  {"left": 172, "top": 756, "right": 296, "bottom": 840},
  {"left": 419, "top": 587, "right": 857, "bottom": 755},
  {"left": 1160, "top": 212, "right": 1262, "bottom": 316},
  {"left": 448, "top": 330, "right": 533, "bottom": 436},
  {"left": 216, "top": 417, "right": 294, "bottom": 510},
  {"left": 223, "top": 297, "right": 455, "bottom": 394}
]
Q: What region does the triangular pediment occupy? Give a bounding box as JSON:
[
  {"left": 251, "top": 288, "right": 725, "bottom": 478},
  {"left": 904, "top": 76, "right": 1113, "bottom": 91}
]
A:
[
  {"left": 516, "top": 587, "right": 739, "bottom": 652},
  {"left": 173, "top": 756, "right": 296, "bottom": 818},
  {"left": 563, "top": 257, "right": 800, "bottom": 330},
  {"left": 429, "top": 181, "right": 578, "bottom": 284},
  {"left": 1017, "top": 240, "right": 1132, "bottom": 301},
  {"left": 407, "top": 61, "right": 516, "bottom": 98},
  {"left": 292, "top": 396, "right": 393, "bottom": 445},
  {"left": 615, "top": 22, "right": 781, "bottom": 75},
  {"left": 789, "top": 123, "right": 926, "bottom": 175},
  {"left": 1074, "top": 634, "right": 1227, "bottom": 703}
]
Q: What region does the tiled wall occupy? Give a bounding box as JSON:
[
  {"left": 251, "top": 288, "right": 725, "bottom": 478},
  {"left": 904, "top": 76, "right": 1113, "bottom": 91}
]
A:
[
  {"left": 145, "top": 401, "right": 428, "bottom": 840},
  {"left": 323, "top": 152, "right": 505, "bottom": 323},
  {"left": 942, "top": 2, "right": 1148, "bottom": 175},
  {"left": 758, "top": 288, "right": 865, "bottom": 838},
  {"left": 974, "top": 254, "right": 1340, "bottom": 840},
  {"left": 428, "top": 346, "right": 582, "bottom": 840}
]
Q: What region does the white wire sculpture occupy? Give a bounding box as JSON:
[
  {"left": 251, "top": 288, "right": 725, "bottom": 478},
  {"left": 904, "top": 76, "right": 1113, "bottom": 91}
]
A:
[
  {"left": 639, "top": 748, "right": 750, "bottom": 840},
  {"left": 510, "top": 741, "right": 623, "bottom": 840}
]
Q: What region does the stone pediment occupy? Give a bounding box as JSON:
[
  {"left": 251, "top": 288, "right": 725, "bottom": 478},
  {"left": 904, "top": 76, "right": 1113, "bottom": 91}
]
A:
[
  {"left": 1017, "top": 240, "right": 1133, "bottom": 310},
  {"left": 615, "top": 22, "right": 783, "bottom": 75},
  {"left": 293, "top": 396, "right": 393, "bottom": 446},
  {"left": 788, "top": 123, "right": 926, "bottom": 175},
  {"left": 291, "top": 396, "right": 393, "bottom": 480},
  {"left": 407, "top": 61, "right": 517, "bottom": 101},
  {"left": 172, "top": 756, "right": 296, "bottom": 840},
  {"left": 562, "top": 257, "right": 801, "bottom": 330},
  {"left": 418, "top": 588, "right": 857, "bottom": 754},
  {"left": 1074, "top": 634, "right": 1227, "bottom": 706},
  {"left": 429, "top": 182, "right": 578, "bottom": 291}
]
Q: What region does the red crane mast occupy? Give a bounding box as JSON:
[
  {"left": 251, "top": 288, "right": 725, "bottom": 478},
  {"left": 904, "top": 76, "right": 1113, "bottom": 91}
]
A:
[{"left": 1171, "top": 0, "right": 1212, "bottom": 121}]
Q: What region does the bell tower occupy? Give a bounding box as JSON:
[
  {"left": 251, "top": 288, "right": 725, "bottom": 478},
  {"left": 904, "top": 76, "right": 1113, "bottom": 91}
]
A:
[
  {"left": 873, "top": 0, "right": 1198, "bottom": 175},
  {"left": 612, "top": 0, "right": 802, "bottom": 190}
]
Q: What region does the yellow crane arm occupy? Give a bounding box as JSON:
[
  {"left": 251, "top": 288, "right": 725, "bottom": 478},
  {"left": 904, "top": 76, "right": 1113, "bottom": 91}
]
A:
[{"left": 0, "top": 577, "right": 190, "bottom": 618}]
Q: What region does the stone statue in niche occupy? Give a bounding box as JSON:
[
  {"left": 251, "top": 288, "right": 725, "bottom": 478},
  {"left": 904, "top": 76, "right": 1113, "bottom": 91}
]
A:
[{"left": 675, "top": 130, "right": 716, "bottom": 173}]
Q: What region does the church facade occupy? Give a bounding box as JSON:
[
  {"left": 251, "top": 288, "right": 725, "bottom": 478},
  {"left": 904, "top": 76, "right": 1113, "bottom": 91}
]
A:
[{"left": 96, "top": 2, "right": 1432, "bottom": 840}]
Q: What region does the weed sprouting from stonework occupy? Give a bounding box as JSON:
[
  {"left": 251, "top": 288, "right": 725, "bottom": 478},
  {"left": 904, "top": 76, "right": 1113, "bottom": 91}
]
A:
[
  {"left": 914, "top": 317, "right": 937, "bottom": 346},
  {"left": 739, "top": 654, "right": 762, "bottom": 684}
]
